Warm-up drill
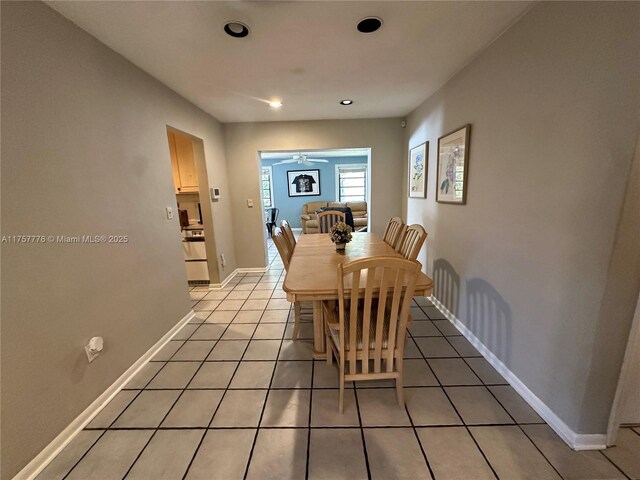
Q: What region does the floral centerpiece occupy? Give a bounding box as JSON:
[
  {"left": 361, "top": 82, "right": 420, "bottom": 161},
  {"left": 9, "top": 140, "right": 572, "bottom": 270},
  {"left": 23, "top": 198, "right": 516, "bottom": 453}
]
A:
[{"left": 329, "top": 221, "right": 353, "bottom": 251}]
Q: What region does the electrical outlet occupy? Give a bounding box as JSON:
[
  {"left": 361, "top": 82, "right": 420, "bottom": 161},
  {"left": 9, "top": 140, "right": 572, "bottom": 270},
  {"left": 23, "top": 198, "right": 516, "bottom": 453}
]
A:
[
  {"left": 220, "top": 253, "right": 226, "bottom": 267},
  {"left": 85, "top": 345, "right": 100, "bottom": 363},
  {"left": 85, "top": 336, "right": 104, "bottom": 363},
  {"left": 166, "top": 206, "right": 174, "bottom": 220}
]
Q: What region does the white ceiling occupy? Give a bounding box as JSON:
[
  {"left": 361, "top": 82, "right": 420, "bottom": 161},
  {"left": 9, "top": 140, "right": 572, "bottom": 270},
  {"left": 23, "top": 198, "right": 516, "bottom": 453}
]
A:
[
  {"left": 261, "top": 148, "right": 370, "bottom": 161},
  {"left": 48, "top": 1, "right": 532, "bottom": 123}
]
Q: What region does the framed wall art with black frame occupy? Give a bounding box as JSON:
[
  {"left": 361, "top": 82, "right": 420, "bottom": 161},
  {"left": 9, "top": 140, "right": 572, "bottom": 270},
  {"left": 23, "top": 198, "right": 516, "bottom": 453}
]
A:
[
  {"left": 287, "top": 169, "right": 321, "bottom": 197},
  {"left": 436, "top": 124, "right": 471, "bottom": 204},
  {"left": 408, "top": 142, "right": 428, "bottom": 198}
]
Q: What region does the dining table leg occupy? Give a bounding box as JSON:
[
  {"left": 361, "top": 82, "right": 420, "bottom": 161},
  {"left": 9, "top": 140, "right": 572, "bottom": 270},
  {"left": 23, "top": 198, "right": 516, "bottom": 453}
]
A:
[{"left": 312, "top": 300, "right": 326, "bottom": 360}]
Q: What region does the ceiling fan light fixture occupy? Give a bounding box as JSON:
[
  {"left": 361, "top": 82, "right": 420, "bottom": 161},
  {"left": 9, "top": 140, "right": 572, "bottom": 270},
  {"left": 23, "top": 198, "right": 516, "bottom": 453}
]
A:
[
  {"left": 224, "top": 21, "right": 249, "bottom": 38},
  {"left": 268, "top": 101, "right": 283, "bottom": 108},
  {"left": 357, "top": 17, "right": 382, "bottom": 34},
  {"left": 339, "top": 99, "right": 353, "bottom": 106}
]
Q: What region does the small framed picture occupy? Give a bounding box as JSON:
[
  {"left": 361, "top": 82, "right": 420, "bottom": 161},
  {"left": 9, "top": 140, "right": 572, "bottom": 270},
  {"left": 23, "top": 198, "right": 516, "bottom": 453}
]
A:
[
  {"left": 408, "top": 142, "right": 428, "bottom": 198},
  {"left": 436, "top": 124, "right": 471, "bottom": 204},
  {"left": 287, "top": 169, "right": 321, "bottom": 197}
]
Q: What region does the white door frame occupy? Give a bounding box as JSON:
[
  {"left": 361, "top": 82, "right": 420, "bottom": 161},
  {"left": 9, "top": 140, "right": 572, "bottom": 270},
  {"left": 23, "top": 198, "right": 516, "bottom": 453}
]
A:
[{"left": 606, "top": 292, "right": 640, "bottom": 445}]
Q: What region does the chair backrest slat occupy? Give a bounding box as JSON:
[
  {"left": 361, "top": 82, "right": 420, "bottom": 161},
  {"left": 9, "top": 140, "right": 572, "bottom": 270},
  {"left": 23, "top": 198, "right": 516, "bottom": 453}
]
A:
[
  {"left": 385, "top": 268, "right": 405, "bottom": 371},
  {"left": 373, "top": 267, "right": 390, "bottom": 372},
  {"left": 361, "top": 269, "right": 377, "bottom": 374},
  {"left": 396, "top": 224, "right": 427, "bottom": 261},
  {"left": 272, "top": 228, "right": 292, "bottom": 271},
  {"left": 382, "top": 217, "right": 404, "bottom": 249},
  {"left": 349, "top": 269, "right": 360, "bottom": 374},
  {"left": 337, "top": 256, "right": 420, "bottom": 377},
  {"left": 280, "top": 219, "right": 296, "bottom": 252},
  {"left": 317, "top": 211, "right": 347, "bottom": 233}
]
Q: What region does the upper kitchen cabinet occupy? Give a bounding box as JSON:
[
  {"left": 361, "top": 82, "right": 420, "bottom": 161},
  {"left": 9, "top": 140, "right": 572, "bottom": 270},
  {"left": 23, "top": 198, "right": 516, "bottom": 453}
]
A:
[{"left": 168, "top": 130, "right": 199, "bottom": 193}]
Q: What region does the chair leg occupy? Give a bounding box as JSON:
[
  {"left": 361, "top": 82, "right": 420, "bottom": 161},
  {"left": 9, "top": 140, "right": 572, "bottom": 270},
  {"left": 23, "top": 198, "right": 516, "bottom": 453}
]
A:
[
  {"left": 339, "top": 370, "right": 345, "bottom": 414},
  {"left": 395, "top": 375, "right": 404, "bottom": 408},
  {"left": 292, "top": 302, "right": 301, "bottom": 340}
]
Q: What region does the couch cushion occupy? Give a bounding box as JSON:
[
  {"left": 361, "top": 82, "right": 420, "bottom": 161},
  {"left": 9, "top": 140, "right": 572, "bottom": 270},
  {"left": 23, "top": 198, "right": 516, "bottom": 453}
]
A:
[
  {"left": 304, "top": 201, "right": 328, "bottom": 214},
  {"left": 327, "top": 201, "right": 346, "bottom": 209},
  {"left": 347, "top": 201, "right": 367, "bottom": 212},
  {"left": 347, "top": 202, "right": 367, "bottom": 218},
  {"left": 354, "top": 218, "right": 367, "bottom": 227}
]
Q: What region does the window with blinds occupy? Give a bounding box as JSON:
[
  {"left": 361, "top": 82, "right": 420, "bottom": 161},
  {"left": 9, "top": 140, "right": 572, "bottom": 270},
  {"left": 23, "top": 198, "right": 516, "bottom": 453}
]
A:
[
  {"left": 261, "top": 166, "right": 274, "bottom": 207},
  {"left": 336, "top": 164, "right": 367, "bottom": 202}
]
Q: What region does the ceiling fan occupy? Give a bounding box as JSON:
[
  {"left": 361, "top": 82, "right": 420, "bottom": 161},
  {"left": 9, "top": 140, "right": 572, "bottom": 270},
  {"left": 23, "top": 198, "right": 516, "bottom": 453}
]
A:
[{"left": 272, "top": 153, "right": 329, "bottom": 166}]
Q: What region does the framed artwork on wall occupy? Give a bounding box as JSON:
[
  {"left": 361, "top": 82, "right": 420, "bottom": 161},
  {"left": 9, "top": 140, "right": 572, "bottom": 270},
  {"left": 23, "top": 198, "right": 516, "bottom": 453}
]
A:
[
  {"left": 408, "top": 141, "right": 428, "bottom": 198},
  {"left": 287, "top": 169, "right": 321, "bottom": 197},
  {"left": 436, "top": 124, "right": 471, "bottom": 204}
]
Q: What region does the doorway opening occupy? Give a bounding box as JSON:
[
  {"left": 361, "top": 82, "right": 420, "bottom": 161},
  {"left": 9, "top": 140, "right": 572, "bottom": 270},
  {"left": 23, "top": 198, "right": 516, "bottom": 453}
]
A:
[
  {"left": 166, "top": 127, "right": 219, "bottom": 286},
  {"left": 258, "top": 147, "right": 371, "bottom": 256}
]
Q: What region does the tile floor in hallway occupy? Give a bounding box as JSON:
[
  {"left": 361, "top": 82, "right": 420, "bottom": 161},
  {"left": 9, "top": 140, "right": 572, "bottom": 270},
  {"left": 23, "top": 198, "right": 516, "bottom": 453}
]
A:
[{"left": 37, "top": 239, "right": 640, "bottom": 480}]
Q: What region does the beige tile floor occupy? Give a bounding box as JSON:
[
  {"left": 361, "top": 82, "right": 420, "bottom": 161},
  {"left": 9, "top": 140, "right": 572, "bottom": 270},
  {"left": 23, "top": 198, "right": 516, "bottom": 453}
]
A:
[{"left": 36, "top": 238, "right": 640, "bottom": 479}]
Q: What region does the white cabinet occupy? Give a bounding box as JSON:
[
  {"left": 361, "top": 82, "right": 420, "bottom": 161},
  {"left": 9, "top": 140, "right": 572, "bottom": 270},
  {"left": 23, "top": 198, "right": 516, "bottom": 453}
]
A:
[{"left": 182, "top": 241, "right": 208, "bottom": 281}]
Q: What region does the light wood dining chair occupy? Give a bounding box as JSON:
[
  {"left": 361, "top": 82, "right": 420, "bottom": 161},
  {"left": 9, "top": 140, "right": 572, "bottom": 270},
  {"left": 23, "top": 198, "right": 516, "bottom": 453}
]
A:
[
  {"left": 272, "top": 228, "right": 303, "bottom": 340},
  {"left": 395, "top": 224, "right": 427, "bottom": 261},
  {"left": 316, "top": 210, "right": 347, "bottom": 233},
  {"left": 382, "top": 217, "right": 404, "bottom": 249},
  {"left": 323, "top": 256, "right": 420, "bottom": 412},
  {"left": 280, "top": 219, "right": 296, "bottom": 252}
]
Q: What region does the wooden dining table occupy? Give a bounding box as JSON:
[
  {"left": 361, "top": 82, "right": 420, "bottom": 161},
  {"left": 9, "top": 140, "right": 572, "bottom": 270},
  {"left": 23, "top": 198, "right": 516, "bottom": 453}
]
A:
[{"left": 283, "top": 232, "right": 433, "bottom": 359}]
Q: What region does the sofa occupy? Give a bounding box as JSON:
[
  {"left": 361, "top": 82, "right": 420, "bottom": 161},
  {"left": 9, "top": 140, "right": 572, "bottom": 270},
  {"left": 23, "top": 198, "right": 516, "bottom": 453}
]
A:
[{"left": 300, "top": 201, "right": 368, "bottom": 234}]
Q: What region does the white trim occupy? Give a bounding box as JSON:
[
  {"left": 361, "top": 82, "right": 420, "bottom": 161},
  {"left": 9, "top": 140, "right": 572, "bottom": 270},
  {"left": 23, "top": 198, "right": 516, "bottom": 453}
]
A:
[
  {"left": 209, "top": 269, "right": 240, "bottom": 289},
  {"left": 13, "top": 309, "right": 197, "bottom": 480},
  {"left": 209, "top": 267, "right": 270, "bottom": 290},
  {"left": 429, "top": 295, "right": 607, "bottom": 451},
  {"left": 237, "top": 267, "right": 269, "bottom": 273}
]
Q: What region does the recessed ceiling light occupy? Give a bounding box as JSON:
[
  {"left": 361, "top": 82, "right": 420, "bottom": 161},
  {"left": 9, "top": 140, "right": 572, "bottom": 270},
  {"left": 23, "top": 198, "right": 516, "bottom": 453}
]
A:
[
  {"left": 339, "top": 99, "right": 353, "bottom": 106},
  {"left": 268, "top": 101, "right": 283, "bottom": 108},
  {"left": 357, "top": 17, "right": 382, "bottom": 34},
  {"left": 224, "top": 21, "right": 249, "bottom": 38}
]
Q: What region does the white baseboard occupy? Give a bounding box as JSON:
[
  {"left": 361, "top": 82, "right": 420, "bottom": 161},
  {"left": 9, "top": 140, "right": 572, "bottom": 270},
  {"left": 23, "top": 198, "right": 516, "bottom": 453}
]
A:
[
  {"left": 209, "top": 267, "right": 270, "bottom": 290},
  {"left": 13, "top": 310, "right": 197, "bottom": 480},
  {"left": 428, "top": 296, "right": 607, "bottom": 451},
  {"left": 237, "top": 267, "right": 269, "bottom": 273}
]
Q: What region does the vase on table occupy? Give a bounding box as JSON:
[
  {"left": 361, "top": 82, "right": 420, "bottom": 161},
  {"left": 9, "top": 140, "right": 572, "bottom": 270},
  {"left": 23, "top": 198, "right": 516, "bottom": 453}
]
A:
[{"left": 335, "top": 242, "right": 346, "bottom": 251}]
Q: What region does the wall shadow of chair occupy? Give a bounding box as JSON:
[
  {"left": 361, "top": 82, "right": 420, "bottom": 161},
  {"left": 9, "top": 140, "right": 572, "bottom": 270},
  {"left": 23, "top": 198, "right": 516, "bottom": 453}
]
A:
[
  {"left": 433, "top": 258, "right": 460, "bottom": 318},
  {"left": 466, "top": 278, "right": 512, "bottom": 366}
]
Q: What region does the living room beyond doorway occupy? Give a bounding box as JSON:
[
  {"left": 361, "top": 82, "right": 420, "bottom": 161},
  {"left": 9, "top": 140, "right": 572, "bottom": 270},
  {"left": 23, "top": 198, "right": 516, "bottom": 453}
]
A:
[{"left": 259, "top": 148, "right": 371, "bottom": 243}]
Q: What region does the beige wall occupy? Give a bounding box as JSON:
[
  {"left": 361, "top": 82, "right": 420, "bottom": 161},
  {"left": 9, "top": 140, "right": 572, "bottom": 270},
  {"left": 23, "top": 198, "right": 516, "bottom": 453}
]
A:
[
  {"left": 0, "top": 2, "right": 236, "bottom": 477},
  {"left": 224, "top": 118, "right": 405, "bottom": 268},
  {"left": 404, "top": 1, "right": 640, "bottom": 434}
]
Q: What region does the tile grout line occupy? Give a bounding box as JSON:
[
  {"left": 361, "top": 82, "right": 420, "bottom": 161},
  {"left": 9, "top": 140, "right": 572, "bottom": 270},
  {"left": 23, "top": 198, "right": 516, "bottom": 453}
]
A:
[
  {"left": 423, "top": 301, "right": 573, "bottom": 480},
  {"left": 598, "top": 441, "right": 633, "bottom": 480},
  {"left": 352, "top": 384, "right": 373, "bottom": 480},
  {"left": 304, "top": 360, "right": 314, "bottom": 480},
  {"left": 403, "top": 388, "right": 437, "bottom": 480},
  {"left": 241, "top": 277, "right": 292, "bottom": 479},
  {"left": 410, "top": 312, "right": 502, "bottom": 480},
  {"left": 182, "top": 272, "right": 271, "bottom": 480},
  {"left": 119, "top": 301, "right": 243, "bottom": 479},
  {"left": 480, "top": 376, "right": 567, "bottom": 480}
]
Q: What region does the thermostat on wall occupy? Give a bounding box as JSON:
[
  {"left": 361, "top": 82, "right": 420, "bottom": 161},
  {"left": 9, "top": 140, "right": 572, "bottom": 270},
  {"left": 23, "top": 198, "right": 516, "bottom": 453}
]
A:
[{"left": 211, "top": 187, "right": 221, "bottom": 201}]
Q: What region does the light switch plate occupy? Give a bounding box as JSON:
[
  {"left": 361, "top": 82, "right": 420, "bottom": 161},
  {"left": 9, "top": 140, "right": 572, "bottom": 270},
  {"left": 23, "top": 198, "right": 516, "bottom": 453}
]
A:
[
  {"left": 247, "top": 199, "right": 253, "bottom": 207},
  {"left": 166, "top": 207, "right": 174, "bottom": 220}
]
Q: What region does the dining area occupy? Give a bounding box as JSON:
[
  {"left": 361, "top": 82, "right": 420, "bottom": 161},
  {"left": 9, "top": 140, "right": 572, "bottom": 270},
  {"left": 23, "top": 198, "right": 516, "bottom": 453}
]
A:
[{"left": 272, "top": 214, "right": 431, "bottom": 412}]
